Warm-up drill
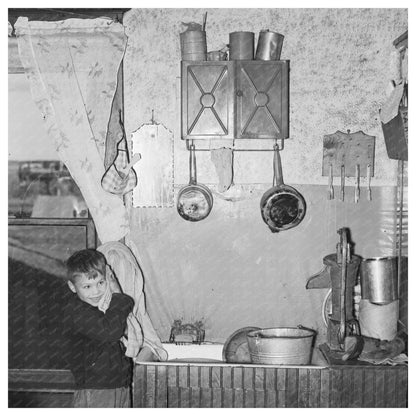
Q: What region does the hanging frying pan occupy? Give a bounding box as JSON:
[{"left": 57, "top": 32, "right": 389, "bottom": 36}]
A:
[
  {"left": 177, "top": 143, "right": 213, "bottom": 221},
  {"left": 260, "top": 144, "right": 306, "bottom": 232}
]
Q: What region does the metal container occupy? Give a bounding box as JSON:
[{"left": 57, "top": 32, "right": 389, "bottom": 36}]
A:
[
  {"left": 180, "top": 30, "right": 207, "bottom": 61},
  {"left": 360, "top": 256, "right": 398, "bottom": 304},
  {"left": 247, "top": 327, "right": 316, "bottom": 365},
  {"left": 207, "top": 50, "right": 227, "bottom": 61},
  {"left": 255, "top": 30, "right": 284, "bottom": 60},
  {"left": 229, "top": 31, "right": 254, "bottom": 60}
]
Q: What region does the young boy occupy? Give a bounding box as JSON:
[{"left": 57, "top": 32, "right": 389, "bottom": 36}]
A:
[{"left": 63, "top": 249, "right": 134, "bottom": 408}]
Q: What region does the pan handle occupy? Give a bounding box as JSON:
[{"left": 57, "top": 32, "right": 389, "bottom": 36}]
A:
[
  {"left": 273, "top": 144, "right": 284, "bottom": 186},
  {"left": 189, "top": 142, "right": 197, "bottom": 185}
]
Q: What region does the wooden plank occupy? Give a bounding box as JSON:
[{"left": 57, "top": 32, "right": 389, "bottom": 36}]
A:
[
  {"left": 155, "top": 366, "right": 167, "bottom": 408},
  {"left": 320, "top": 368, "right": 330, "bottom": 408},
  {"left": 308, "top": 368, "right": 321, "bottom": 408},
  {"left": 200, "top": 388, "right": 212, "bottom": 407},
  {"left": 298, "top": 368, "right": 309, "bottom": 408},
  {"left": 265, "top": 390, "right": 277, "bottom": 408},
  {"left": 363, "top": 368, "right": 375, "bottom": 407},
  {"left": 255, "top": 390, "right": 265, "bottom": 408},
  {"left": 233, "top": 367, "right": 243, "bottom": 389},
  {"left": 211, "top": 367, "right": 221, "bottom": 388},
  {"left": 145, "top": 366, "right": 156, "bottom": 408},
  {"left": 167, "top": 387, "right": 180, "bottom": 408},
  {"left": 222, "top": 367, "right": 232, "bottom": 389},
  {"left": 374, "top": 368, "right": 385, "bottom": 408},
  {"left": 384, "top": 368, "right": 397, "bottom": 407},
  {"left": 286, "top": 368, "right": 299, "bottom": 407},
  {"left": 233, "top": 367, "right": 243, "bottom": 408},
  {"left": 243, "top": 367, "right": 254, "bottom": 391},
  {"left": 223, "top": 389, "right": 233, "bottom": 408},
  {"left": 264, "top": 368, "right": 277, "bottom": 407},
  {"left": 179, "top": 387, "right": 190, "bottom": 408},
  {"left": 234, "top": 389, "right": 244, "bottom": 408},
  {"left": 190, "top": 387, "right": 201, "bottom": 408},
  {"left": 178, "top": 366, "right": 189, "bottom": 388},
  {"left": 342, "top": 368, "right": 354, "bottom": 408},
  {"left": 212, "top": 387, "right": 222, "bottom": 408},
  {"left": 132, "top": 123, "right": 174, "bottom": 208},
  {"left": 396, "top": 367, "right": 408, "bottom": 408},
  {"left": 243, "top": 367, "right": 255, "bottom": 408},
  {"left": 200, "top": 366, "right": 210, "bottom": 388},
  {"left": 322, "top": 130, "right": 375, "bottom": 177},
  {"left": 167, "top": 365, "right": 178, "bottom": 400},
  {"left": 352, "top": 368, "right": 364, "bottom": 408},
  {"left": 276, "top": 368, "right": 287, "bottom": 408},
  {"left": 244, "top": 388, "right": 255, "bottom": 408},
  {"left": 254, "top": 367, "right": 265, "bottom": 390},
  {"left": 329, "top": 368, "right": 342, "bottom": 408},
  {"left": 132, "top": 365, "right": 146, "bottom": 408},
  {"left": 265, "top": 367, "right": 276, "bottom": 390},
  {"left": 189, "top": 366, "right": 199, "bottom": 388}
]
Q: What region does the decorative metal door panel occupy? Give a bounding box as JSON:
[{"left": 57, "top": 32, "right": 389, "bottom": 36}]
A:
[
  {"left": 181, "top": 61, "right": 234, "bottom": 140},
  {"left": 235, "top": 61, "right": 289, "bottom": 139}
]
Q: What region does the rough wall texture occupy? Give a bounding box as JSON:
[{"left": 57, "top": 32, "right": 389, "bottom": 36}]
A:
[
  {"left": 123, "top": 8, "right": 407, "bottom": 185},
  {"left": 122, "top": 9, "right": 407, "bottom": 343}
]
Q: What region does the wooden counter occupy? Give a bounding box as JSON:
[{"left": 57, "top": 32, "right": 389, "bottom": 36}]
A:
[
  {"left": 9, "top": 363, "right": 408, "bottom": 408},
  {"left": 133, "top": 363, "right": 407, "bottom": 408}
]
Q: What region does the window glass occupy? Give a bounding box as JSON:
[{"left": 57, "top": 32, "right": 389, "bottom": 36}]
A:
[{"left": 8, "top": 72, "right": 87, "bottom": 218}]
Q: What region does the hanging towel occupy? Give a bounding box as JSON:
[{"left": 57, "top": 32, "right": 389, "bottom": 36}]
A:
[
  {"left": 101, "top": 111, "right": 138, "bottom": 195},
  {"left": 97, "top": 241, "right": 167, "bottom": 362},
  {"left": 210, "top": 147, "right": 233, "bottom": 192}
]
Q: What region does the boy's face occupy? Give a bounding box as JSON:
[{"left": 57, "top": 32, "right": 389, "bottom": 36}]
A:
[{"left": 68, "top": 271, "right": 107, "bottom": 307}]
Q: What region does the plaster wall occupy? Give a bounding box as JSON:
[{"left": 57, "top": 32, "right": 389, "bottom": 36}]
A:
[
  {"left": 122, "top": 8, "right": 407, "bottom": 343},
  {"left": 123, "top": 8, "right": 407, "bottom": 186}
]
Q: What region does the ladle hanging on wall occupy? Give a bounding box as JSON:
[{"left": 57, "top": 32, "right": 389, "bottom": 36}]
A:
[{"left": 260, "top": 144, "right": 306, "bottom": 232}]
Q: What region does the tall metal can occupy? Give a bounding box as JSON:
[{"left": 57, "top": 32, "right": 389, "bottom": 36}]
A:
[
  {"left": 180, "top": 30, "right": 207, "bottom": 61},
  {"left": 255, "top": 30, "right": 284, "bottom": 60},
  {"left": 229, "top": 31, "right": 255, "bottom": 60}
]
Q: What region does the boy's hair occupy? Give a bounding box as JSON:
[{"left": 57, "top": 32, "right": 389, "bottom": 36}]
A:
[{"left": 66, "top": 249, "right": 106, "bottom": 282}]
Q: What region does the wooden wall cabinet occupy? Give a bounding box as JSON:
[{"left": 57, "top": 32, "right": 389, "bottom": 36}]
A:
[{"left": 181, "top": 60, "right": 289, "bottom": 141}]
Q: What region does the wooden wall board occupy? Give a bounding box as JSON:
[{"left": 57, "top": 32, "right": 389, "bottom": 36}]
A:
[
  {"left": 322, "top": 130, "right": 375, "bottom": 177},
  {"left": 132, "top": 123, "right": 174, "bottom": 208}
]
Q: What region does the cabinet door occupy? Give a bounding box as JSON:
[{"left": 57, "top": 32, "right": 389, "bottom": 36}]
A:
[
  {"left": 181, "top": 61, "right": 234, "bottom": 140},
  {"left": 235, "top": 61, "right": 289, "bottom": 139}
]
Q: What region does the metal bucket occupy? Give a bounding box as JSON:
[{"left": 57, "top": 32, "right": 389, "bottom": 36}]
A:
[
  {"left": 255, "top": 30, "right": 284, "bottom": 60},
  {"left": 180, "top": 30, "right": 207, "bottom": 61},
  {"left": 229, "top": 31, "right": 254, "bottom": 60},
  {"left": 246, "top": 327, "right": 316, "bottom": 365},
  {"left": 360, "top": 256, "right": 398, "bottom": 304}
]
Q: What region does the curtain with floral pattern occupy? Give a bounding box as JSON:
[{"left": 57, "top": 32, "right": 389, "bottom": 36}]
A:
[{"left": 15, "top": 17, "right": 129, "bottom": 242}]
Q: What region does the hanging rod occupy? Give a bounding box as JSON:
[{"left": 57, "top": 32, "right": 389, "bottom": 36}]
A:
[{"left": 185, "top": 138, "right": 285, "bottom": 152}]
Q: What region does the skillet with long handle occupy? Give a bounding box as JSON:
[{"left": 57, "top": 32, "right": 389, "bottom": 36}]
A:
[
  {"left": 177, "top": 143, "right": 213, "bottom": 222},
  {"left": 260, "top": 144, "right": 306, "bottom": 232}
]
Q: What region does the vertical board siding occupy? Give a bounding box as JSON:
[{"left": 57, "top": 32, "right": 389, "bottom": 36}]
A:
[
  {"left": 134, "top": 364, "right": 407, "bottom": 408},
  {"left": 320, "top": 368, "right": 330, "bottom": 407},
  {"left": 155, "top": 366, "right": 167, "bottom": 407},
  {"left": 145, "top": 366, "right": 156, "bottom": 407},
  {"left": 309, "top": 369, "right": 321, "bottom": 407}
]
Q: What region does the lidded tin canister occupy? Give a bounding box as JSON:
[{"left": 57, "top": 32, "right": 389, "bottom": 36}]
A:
[
  {"left": 229, "top": 31, "right": 255, "bottom": 60},
  {"left": 180, "top": 29, "right": 207, "bottom": 61},
  {"left": 255, "top": 30, "right": 284, "bottom": 60}
]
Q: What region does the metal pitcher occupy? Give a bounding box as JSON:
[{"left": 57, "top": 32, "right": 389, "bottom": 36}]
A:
[{"left": 360, "top": 256, "right": 398, "bottom": 304}]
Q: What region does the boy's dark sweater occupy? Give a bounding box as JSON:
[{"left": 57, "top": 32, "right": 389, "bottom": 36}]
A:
[{"left": 63, "top": 292, "right": 134, "bottom": 390}]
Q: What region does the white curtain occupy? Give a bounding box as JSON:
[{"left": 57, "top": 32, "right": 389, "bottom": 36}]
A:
[{"left": 15, "top": 17, "right": 129, "bottom": 242}]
